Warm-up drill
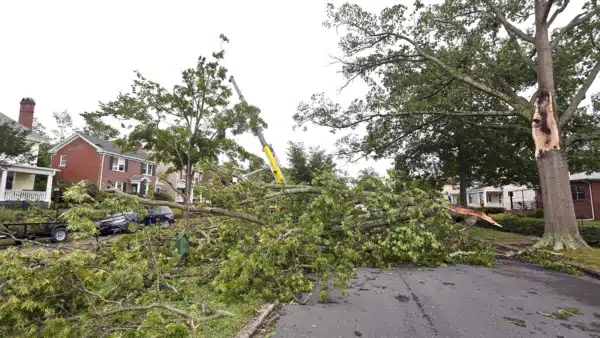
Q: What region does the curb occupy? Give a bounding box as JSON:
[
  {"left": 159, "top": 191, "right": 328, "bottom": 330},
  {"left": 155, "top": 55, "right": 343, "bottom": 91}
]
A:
[
  {"left": 234, "top": 302, "right": 279, "bottom": 338},
  {"left": 492, "top": 243, "right": 600, "bottom": 280}
]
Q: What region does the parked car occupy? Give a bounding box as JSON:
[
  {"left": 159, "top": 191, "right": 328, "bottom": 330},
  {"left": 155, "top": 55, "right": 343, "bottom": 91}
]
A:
[
  {"left": 143, "top": 206, "right": 175, "bottom": 226},
  {"left": 97, "top": 206, "right": 175, "bottom": 235},
  {"left": 98, "top": 212, "right": 139, "bottom": 235}
]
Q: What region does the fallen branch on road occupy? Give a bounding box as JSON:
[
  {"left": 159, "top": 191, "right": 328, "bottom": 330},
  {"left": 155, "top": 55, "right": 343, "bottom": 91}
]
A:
[{"left": 107, "top": 190, "right": 265, "bottom": 225}]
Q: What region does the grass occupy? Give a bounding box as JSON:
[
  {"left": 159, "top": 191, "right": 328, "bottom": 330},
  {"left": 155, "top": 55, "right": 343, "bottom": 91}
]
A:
[
  {"left": 563, "top": 248, "right": 600, "bottom": 271},
  {"left": 471, "top": 226, "right": 600, "bottom": 272},
  {"left": 470, "top": 227, "right": 538, "bottom": 247},
  {"left": 491, "top": 213, "right": 600, "bottom": 228}
]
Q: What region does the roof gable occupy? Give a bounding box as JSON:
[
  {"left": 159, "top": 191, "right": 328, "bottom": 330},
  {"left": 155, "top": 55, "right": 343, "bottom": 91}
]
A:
[{"left": 49, "top": 133, "right": 152, "bottom": 162}]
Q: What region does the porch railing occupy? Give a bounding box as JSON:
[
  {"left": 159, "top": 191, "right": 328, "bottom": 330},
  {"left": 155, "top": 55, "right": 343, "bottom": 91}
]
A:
[{"left": 4, "top": 190, "right": 47, "bottom": 202}]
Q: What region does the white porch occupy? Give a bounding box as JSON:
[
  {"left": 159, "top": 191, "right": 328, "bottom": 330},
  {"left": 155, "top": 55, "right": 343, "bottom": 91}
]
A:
[
  {"left": 445, "top": 187, "right": 504, "bottom": 208},
  {"left": 467, "top": 187, "right": 503, "bottom": 208},
  {"left": 0, "top": 165, "right": 58, "bottom": 207}
]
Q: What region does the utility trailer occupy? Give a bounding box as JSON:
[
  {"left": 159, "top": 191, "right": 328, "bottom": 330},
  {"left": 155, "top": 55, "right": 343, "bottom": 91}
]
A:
[{"left": 0, "top": 222, "right": 68, "bottom": 244}]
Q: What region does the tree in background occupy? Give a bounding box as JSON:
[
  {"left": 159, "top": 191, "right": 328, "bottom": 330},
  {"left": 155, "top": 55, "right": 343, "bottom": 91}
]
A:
[
  {"left": 296, "top": 1, "right": 600, "bottom": 250},
  {"left": 286, "top": 141, "right": 336, "bottom": 185},
  {"left": 0, "top": 122, "right": 31, "bottom": 169},
  {"left": 96, "top": 39, "right": 265, "bottom": 219},
  {"left": 79, "top": 112, "right": 120, "bottom": 139},
  {"left": 50, "top": 110, "right": 73, "bottom": 142}
]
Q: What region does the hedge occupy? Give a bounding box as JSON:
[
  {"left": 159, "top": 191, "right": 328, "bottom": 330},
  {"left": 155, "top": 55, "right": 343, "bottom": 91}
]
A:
[
  {"left": 476, "top": 206, "right": 506, "bottom": 214},
  {"left": 496, "top": 215, "right": 600, "bottom": 247}
]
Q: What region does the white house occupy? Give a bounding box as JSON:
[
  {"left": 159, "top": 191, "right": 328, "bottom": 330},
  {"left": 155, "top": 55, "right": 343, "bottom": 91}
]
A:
[
  {"left": 442, "top": 183, "right": 537, "bottom": 210},
  {"left": 0, "top": 98, "right": 58, "bottom": 207}
]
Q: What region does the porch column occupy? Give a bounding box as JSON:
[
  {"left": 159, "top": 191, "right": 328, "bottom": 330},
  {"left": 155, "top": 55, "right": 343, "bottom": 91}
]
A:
[
  {"left": 45, "top": 173, "right": 53, "bottom": 207},
  {"left": 190, "top": 185, "right": 195, "bottom": 203},
  {"left": 0, "top": 170, "right": 6, "bottom": 201},
  {"left": 483, "top": 190, "right": 488, "bottom": 207},
  {"left": 137, "top": 183, "right": 141, "bottom": 194}
]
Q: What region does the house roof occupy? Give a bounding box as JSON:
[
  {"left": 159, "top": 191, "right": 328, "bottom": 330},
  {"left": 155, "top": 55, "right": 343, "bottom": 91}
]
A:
[
  {"left": 49, "top": 133, "right": 153, "bottom": 162},
  {"left": 570, "top": 172, "right": 600, "bottom": 181},
  {"left": 0, "top": 112, "right": 46, "bottom": 142},
  {"left": 79, "top": 134, "right": 150, "bottom": 160}
]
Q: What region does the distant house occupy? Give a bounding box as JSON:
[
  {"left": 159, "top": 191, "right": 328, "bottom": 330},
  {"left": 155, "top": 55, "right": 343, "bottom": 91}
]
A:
[
  {"left": 49, "top": 134, "right": 157, "bottom": 195},
  {"left": 0, "top": 98, "right": 59, "bottom": 207},
  {"left": 442, "top": 184, "right": 537, "bottom": 210},
  {"left": 155, "top": 163, "right": 213, "bottom": 203},
  {"left": 568, "top": 172, "right": 600, "bottom": 221}
]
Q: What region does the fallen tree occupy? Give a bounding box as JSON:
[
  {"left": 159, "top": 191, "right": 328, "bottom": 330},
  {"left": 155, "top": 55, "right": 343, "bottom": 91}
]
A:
[{"left": 0, "top": 174, "right": 497, "bottom": 337}]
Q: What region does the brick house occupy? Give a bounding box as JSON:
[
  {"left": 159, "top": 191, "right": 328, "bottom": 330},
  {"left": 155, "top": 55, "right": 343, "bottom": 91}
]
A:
[
  {"left": 49, "top": 133, "right": 157, "bottom": 195},
  {"left": 569, "top": 172, "right": 600, "bottom": 220}
]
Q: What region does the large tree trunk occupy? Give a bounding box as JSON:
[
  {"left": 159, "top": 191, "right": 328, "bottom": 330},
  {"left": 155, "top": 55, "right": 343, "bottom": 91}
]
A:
[
  {"left": 458, "top": 142, "right": 468, "bottom": 207},
  {"left": 535, "top": 151, "right": 588, "bottom": 250},
  {"left": 532, "top": 0, "right": 588, "bottom": 250}
]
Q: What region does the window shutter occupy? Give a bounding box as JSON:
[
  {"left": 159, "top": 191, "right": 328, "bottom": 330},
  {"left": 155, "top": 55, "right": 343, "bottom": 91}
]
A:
[
  {"left": 141, "top": 163, "right": 145, "bottom": 174},
  {"left": 125, "top": 159, "right": 129, "bottom": 172},
  {"left": 123, "top": 182, "right": 127, "bottom": 192},
  {"left": 109, "top": 157, "right": 114, "bottom": 171}
]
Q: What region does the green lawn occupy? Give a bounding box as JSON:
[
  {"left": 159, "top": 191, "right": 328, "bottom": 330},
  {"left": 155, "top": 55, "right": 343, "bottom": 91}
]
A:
[
  {"left": 490, "top": 213, "right": 600, "bottom": 228},
  {"left": 470, "top": 227, "right": 600, "bottom": 272}
]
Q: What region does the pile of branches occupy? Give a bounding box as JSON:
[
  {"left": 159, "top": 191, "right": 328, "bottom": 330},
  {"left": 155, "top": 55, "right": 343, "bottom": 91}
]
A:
[{"left": 0, "top": 174, "right": 495, "bottom": 336}]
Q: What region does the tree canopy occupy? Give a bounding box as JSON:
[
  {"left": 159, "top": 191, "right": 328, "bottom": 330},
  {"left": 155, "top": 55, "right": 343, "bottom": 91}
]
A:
[
  {"left": 295, "top": 0, "right": 600, "bottom": 250},
  {"left": 286, "top": 141, "right": 336, "bottom": 185},
  {"left": 94, "top": 39, "right": 266, "bottom": 211},
  {"left": 0, "top": 122, "right": 31, "bottom": 168}
]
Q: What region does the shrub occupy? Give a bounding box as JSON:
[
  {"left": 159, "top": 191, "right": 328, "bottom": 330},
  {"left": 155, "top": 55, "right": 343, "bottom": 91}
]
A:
[
  {"left": 153, "top": 190, "right": 175, "bottom": 201},
  {"left": 477, "top": 206, "right": 506, "bottom": 214},
  {"left": 497, "top": 215, "right": 544, "bottom": 236},
  {"left": 521, "top": 209, "right": 544, "bottom": 218},
  {"left": 496, "top": 215, "right": 600, "bottom": 247},
  {"left": 581, "top": 227, "right": 600, "bottom": 247}
]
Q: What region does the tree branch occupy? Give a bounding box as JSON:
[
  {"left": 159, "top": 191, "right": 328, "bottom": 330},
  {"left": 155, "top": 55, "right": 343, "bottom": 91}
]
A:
[
  {"left": 548, "top": 0, "right": 569, "bottom": 26},
  {"left": 158, "top": 176, "right": 186, "bottom": 198},
  {"left": 558, "top": 61, "right": 600, "bottom": 127},
  {"left": 376, "top": 32, "right": 523, "bottom": 109},
  {"left": 507, "top": 30, "right": 536, "bottom": 71},
  {"left": 483, "top": 0, "right": 536, "bottom": 43},
  {"left": 541, "top": 0, "right": 555, "bottom": 24},
  {"left": 0, "top": 229, "right": 55, "bottom": 248},
  {"left": 107, "top": 190, "right": 265, "bottom": 224},
  {"left": 566, "top": 131, "right": 600, "bottom": 147},
  {"left": 96, "top": 303, "right": 233, "bottom": 324},
  {"left": 551, "top": 6, "right": 600, "bottom": 49}
]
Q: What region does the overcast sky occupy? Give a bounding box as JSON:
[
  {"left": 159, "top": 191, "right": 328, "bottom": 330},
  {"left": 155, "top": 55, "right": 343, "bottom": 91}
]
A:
[{"left": 0, "top": 1, "right": 596, "bottom": 177}]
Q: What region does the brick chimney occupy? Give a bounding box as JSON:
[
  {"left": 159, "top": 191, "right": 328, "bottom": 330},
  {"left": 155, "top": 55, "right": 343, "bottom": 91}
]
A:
[{"left": 18, "top": 97, "right": 36, "bottom": 129}]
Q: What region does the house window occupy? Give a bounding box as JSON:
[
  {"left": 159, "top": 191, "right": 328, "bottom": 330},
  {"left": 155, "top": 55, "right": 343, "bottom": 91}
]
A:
[
  {"left": 571, "top": 183, "right": 586, "bottom": 201},
  {"left": 468, "top": 194, "right": 474, "bottom": 204},
  {"left": 112, "top": 158, "right": 126, "bottom": 172},
  {"left": 193, "top": 172, "right": 201, "bottom": 184},
  {"left": 142, "top": 163, "right": 153, "bottom": 176},
  {"left": 114, "top": 181, "right": 125, "bottom": 192},
  {"left": 59, "top": 155, "right": 67, "bottom": 167},
  {"left": 486, "top": 193, "right": 492, "bottom": 203}
]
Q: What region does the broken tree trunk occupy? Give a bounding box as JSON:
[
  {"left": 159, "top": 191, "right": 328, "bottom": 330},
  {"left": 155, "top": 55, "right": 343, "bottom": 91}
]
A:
[{"left": 531, "top": 3, "right": 588, "bottom": 250}]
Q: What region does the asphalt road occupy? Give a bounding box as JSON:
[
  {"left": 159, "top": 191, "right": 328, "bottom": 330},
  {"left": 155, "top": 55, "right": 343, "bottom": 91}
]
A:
[{"left": 275, "top": 260, "right": 600, "bottom": 338}]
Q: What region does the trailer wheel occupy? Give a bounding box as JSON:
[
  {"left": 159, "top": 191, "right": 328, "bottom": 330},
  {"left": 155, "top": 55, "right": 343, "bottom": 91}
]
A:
[{"left": 51, "top": 227, "right": 68, "bottom": 243}]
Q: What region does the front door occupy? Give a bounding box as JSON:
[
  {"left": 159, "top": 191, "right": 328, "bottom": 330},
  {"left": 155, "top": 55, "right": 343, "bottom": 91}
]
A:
[{"left": 139, "top": 181, "right": 147, "bottom": 196}]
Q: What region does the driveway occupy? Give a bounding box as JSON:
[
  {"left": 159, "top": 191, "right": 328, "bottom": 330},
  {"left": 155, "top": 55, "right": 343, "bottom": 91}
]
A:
[{"left": 275, "top": 260, "right": 600, "bottom": 337}]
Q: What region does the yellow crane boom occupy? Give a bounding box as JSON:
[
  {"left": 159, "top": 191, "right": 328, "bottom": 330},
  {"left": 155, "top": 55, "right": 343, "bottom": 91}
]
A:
[{"left": 229, "top": 76, "right": 287, "bottom": 184}]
